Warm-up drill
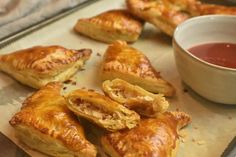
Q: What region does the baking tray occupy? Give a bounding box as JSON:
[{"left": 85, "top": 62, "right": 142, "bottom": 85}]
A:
[{"left": 0, "top": 0, "right": 236, "bottom": 157}]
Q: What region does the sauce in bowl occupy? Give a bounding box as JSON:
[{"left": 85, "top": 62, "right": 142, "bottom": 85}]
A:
[{"left": 188, "top": 42, "right": 236, "bottom": 69}]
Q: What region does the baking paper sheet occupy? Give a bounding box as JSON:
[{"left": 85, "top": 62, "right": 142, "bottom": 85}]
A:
[{"left": 0, "top": 0, "right": 236, "bottom": 157}]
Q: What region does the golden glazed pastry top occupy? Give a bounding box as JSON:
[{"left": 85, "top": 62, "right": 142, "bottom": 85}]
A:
[
  {"left": 78, "top": 9, "right": 143, "bottom": 35},
  {"left": 10, "top": 82, "right": 97, "bottom": 157},
  {"left": 102, "top": 111, "right": 191, "bottom": 157},
  {"left": 101, "top": 40, "right": 175, "bottom": 96},
  {"left": 195, "top": 3, "right": 236, "bottom": 15},
  {"left": 74, "top": 9, "right": 144, "bottom": 43},
  {"left": 126, "top": 0, "right": 236, "bottom": 36},
  {"left": 0, "top": 45, "right": 91, "bottom": 76},
  {"left": 102, "top": 41, "right": 160, "bottom": 80}
]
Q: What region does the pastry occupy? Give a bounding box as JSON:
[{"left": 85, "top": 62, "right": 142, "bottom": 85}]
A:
[
  {"left": 126, "top": 0, "right": 236, "bottom": 36},
  {"left": 74, "top": 9, "right": 144, "bottom": 43},
  {"left": 9, "top": 82, "right": 97, "bottom": 157},
  {"left": 65, "top": 89, "right": 140, "bottom": 132},
  {"left": 0, "top": 45, "right": 92, "bottom": 89},
  {"left": 101, "top": 111, "right": 191, "bottom": 157},
  {"left": 102, "top": 78, "right": 169, "bottom": 117},
  {"left": 100, "top": 40, "right": 175, "bottom": 96},
  {"left": 194, "top": 2, "right": 236, "bottom": 15}
]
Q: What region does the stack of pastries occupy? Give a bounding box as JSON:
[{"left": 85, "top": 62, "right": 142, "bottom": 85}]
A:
[{"left": 2, "top": 41, "right": 191, "bottom": 157}]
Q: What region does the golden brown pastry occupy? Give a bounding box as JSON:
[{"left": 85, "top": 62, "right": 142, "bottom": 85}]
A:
[
  {"left": 74, "top": 9, "right": 144, "bottom": 43},
  {"left": 193, "top": 2, "right": 236, "bottom": 15},
  {"left": 100, "top": 40, "right": 175, "bottom": 96},
  {"left": 102, "top": 78, "right": 169, "bottom": 117},
  {"left": 126, "top": 0, "right": 236, "bottom": 36},
  {"left": 101, "top": 111, "right": 191, "bottom": 157},
  {"left": 9, "top": 82, "right": 97, "bottom": 157},
  {"left": 66, "top": 89, "right": 140, "bottom": 132},
  {"left": 0, "top": 46, "right": 92, "bottom": 89}
]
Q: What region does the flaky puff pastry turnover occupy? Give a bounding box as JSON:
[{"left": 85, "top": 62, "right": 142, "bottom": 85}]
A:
[
  {"left": 101, "top": 111, "right": 191, "bottom": 157},
  {"left": 102, "top": 78, "right": 169, "bottom": 117},
  {"left": 9, "top": 82, "right": 97, "bottom": 157},
  {"left": 126, "top": 0, "right": 236, "bottom": 36},
  {"left": 100, "top": 40, "right": 175, "bottom": 97},
  {"left": 66, "top": 89, "right": 140, "bottom": 132},
  {"left": 0, "top": 46, "right": 92, "bottom": 89},
  {"left": 74, "top": 9, "right": 144, "bottom": 43}
]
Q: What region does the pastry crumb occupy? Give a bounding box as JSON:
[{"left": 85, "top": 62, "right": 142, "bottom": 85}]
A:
[
  {"left": 228, "top": 116, "right": 232, "bottom": 120},
  {"left": 64, "top": 79, "right": 73, "bottom": 84},
  {"left": 192, "top": 138, "right": 196, "bottom": 142},
  {"left": 181, "top": 138, "right": 186, "bottom": 143},
  {"left": 197, "top": 140, "right": 205, "bottom": 145},
  {"left": 63, "top": 87, "right": 67, "bottom": 90},
  {"left": 96, "top": 52, "right": 101, "bottom": 57},
  {"left": 81, "top": 87, "right": 86, "bottom": 90},
  {"left": 176, "top": 108, "right": 179, "bottom": 111},
  {"left": 88, "top": 89, "right": 95, "bottom": 92},
  {"left": 72, "top": 81, "right": 77, "bottom": 85},
  {"left": 183, "top": 88, "right": 188, "bottom": 93},
  {"left": 179, "top": 130, "right": 188, "bottom": 138},
  {"left": 80, "top": 68, "right": 85, "bottom": 71}
]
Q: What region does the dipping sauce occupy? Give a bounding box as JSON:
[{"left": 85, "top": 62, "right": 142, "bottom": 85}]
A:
[{"left": 188, "top": 42, "right": 236, "bottom": 69}]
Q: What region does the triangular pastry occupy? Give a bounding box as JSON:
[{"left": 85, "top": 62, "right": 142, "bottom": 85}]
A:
[
  {"left": 126, "top": 0, "right": 193, "bottom": 36},
  {"left": 9, "top": 82, "right": 97, "bottom": 157},
  {"left": 66, "top": 89, "right": 140, "bottom": 132},
  {"left": 101, "top": 111, "right": 191, "bottom": 157},
  {"left": 0, "top": 45, "right": 92, "bottom": 89},
  {"left": 126, "top": 0, "right": 236, "bottom": 36},
  {"left": 74, "top": 9, "right": 144, "bottom": 43},
  {"left": 100, "top": 41, "right": 175, "bottom": 96},
  {"left": 102, "top": 78, "right": 169, "bottom": 117}
]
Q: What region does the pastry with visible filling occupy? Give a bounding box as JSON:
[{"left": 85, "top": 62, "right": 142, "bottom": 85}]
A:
[
  {"left": 0, "top": 46, "right": 92, "bottom": 89},
  {"left": 102, "top": 78, "right": 169, "bottom": 117},
  {"left": 100, "top": 40, "right": 175, "bottom": 96},
  {"left": 9, "top": 82, "right": 97, "bottom": 157},
  {"left": 126, "top": 0, "right": 236, "bottom": 36},
  {"left": 66, "top": 89, "right": 140, "bottom": 132},
  {"left": 74, "top": 9, "right": 144, "bottom": 43},
  {"left": 101, "top": 111, "right": 191, "bottom": 157}
]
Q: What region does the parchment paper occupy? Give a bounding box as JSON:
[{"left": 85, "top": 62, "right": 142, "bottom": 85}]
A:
[{"left": 0, "top": 0, "right": 236, "bottom": 157}]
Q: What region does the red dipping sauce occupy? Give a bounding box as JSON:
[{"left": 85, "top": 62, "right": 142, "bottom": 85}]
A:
[{"left": 188, "top": 42, "right": 236, "bottom": 69}]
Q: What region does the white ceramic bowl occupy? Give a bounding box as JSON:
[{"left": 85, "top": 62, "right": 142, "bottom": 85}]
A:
[{"left": 173, "top": 15, "right": 236, "bottom": 105}]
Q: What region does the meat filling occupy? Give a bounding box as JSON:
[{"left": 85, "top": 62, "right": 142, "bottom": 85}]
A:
[{"left": 72, "top": 98, "right": 136, "bottom": 129}]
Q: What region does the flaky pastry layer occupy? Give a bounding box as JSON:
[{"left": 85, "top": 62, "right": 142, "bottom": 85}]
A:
[
  {"left": 0, "top": 46, "right": 92, "bottom": 88},
  {"left": 9, "top": 82, "right": 97, "bottom": 157},
  {"left": 126, "top": 0, "right": 236, "bottom": 36},
  {"left": 66, "top": 89, "right": 140, "bottom": 132},
  {"left": 101, "top": 40, "right": 175, "bottom": 96},
  {"left": 74, "top": 9, "right": 144, "bottom": 43},
  {"left": 102, "top": 78, "right": 169, "bottom": 117},
  {"left": 101, "top": 111, "right": 191, "bottom": 157}
]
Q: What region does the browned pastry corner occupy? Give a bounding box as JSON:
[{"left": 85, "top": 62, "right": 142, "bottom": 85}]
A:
[
  {"left": 101, "top": 40, "right": 175, "bottom": 96},
  {"left": 126, "top": 0, "right": 236, "bottom": 36},
  {"left": 74, "top": 9, "right": 144, "bottom": 43},
  {"left": 9, "top": 82, "right": 97, "bottom": 157},
  {"left": 0, "top": 45, "right": 92, "bottom": 89},
  {"left": 102, "top": 78, "right": 169, "bottom": 117},
  {"left": 65, "top": 89, "right": 140, "bottom": 132},
  {"left": 101, "top": 111, "right": 191, "bottom": 157}
]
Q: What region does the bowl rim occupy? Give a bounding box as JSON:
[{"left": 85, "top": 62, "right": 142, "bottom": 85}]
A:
[{"left": 173, "top": 15, "right": 236, "bottom": 72}]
